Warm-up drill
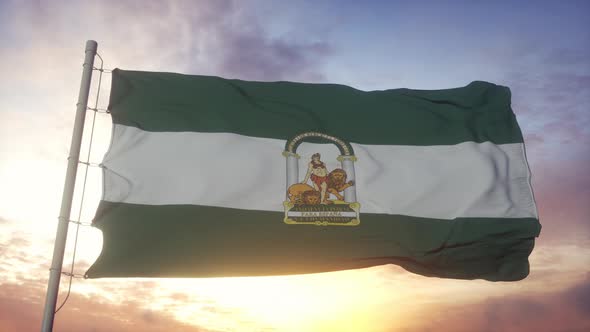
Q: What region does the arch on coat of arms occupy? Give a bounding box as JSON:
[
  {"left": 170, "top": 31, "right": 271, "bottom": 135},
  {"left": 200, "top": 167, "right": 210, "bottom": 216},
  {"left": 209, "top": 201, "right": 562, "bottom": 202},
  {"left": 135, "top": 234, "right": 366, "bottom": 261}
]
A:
[{"left": 284, "top": 132, "right": 355, "bottom": 157}]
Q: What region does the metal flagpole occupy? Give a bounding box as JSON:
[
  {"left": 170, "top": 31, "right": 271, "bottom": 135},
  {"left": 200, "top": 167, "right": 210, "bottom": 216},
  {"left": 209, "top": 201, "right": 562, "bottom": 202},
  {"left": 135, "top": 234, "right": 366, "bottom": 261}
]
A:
[{"left": 40, "top": 40, "right": 98, "bottom": 332}]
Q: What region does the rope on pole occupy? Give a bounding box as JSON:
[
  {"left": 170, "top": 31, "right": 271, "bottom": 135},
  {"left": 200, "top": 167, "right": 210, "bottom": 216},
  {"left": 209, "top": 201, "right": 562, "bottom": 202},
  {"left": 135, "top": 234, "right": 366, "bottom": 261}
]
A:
[{"left": 54, "top": 51, "right": 108, "bottom": 314}]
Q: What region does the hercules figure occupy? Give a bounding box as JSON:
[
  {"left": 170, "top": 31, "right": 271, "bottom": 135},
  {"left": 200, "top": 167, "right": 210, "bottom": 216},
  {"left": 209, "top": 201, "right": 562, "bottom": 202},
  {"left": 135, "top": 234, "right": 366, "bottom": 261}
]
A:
[{"left": 302, "top": 153, "right": 329, "bottom": 204}]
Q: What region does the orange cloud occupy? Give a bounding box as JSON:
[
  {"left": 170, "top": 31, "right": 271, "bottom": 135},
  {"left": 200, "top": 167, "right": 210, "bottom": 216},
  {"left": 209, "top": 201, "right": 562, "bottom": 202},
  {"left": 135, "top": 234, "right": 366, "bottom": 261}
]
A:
[
  {"left": 0, "top": 281, "right": 210, "bottom": 332},
  {"left": 411, "top": 275, "right": 590, "bottom": 332}
]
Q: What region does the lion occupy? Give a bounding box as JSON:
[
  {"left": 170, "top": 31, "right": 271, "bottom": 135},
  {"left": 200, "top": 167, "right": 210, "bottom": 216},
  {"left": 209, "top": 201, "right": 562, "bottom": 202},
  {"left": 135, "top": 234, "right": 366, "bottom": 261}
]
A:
[
  {"left": 327, "top": 168, "right": 355, "bottom": 201},
  {"left": 301, "top": 190, "right": 321, "bottom": 205},
  {"left": 287, "top": 183, "right": 316, "bottom": 204}
]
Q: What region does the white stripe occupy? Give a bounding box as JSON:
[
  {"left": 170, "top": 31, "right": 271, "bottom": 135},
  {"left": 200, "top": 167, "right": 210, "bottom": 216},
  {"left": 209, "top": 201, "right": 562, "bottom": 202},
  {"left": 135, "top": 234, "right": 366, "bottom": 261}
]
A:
[{"left": 102, "top": 124, "right": 538, "bottom": 220}]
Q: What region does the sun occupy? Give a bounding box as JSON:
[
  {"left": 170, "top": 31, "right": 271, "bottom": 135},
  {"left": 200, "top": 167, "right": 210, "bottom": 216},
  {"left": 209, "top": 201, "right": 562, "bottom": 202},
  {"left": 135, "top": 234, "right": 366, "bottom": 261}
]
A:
[{"left": 139, "top": 268, "right": 411, "bottom": 332}]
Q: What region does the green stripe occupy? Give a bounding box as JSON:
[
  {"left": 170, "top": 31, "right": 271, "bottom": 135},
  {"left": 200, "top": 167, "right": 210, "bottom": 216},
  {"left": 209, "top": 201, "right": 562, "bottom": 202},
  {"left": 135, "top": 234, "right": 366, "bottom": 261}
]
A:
[
  {"left": 107, "top": 69, "right": 524, "bottom": 146},
  {"left": 86, "top": 202, "right": 541, "bottom": 281}
]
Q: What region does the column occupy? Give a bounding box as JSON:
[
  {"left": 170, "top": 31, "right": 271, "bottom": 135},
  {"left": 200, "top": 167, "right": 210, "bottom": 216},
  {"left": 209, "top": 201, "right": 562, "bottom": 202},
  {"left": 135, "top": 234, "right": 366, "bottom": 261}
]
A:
[
  {"left": 339, "top": 155, "right": 357, "bottom": 202},
  {"left": 283, "top": 151, "right": 299, "bottom": 193}
]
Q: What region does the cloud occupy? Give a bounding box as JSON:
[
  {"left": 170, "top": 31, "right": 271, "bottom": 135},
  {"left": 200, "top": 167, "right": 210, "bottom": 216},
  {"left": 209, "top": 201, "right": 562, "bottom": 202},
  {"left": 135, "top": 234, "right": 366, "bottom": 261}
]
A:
[
  {"left": 0, "top": 0, "right": 334, "bottom": 115},
  {"left": 528, "top": 160, "right": 590, "bottom": 243},
  {"left": 5, "top": 233, "right": 29, "bottom": 248},
  {"left": 501, "top": 46, "right": 590, "bottom": 154},
  {"left": 84, "top": 0, "right": 333, "bottom": 81},
  {"left": 543, "top": 48, "right": 590, "bottom": 66},
  {"left": 0, "top": 281, "right": 212, "bottom": 332},
  {"left": 563, "top": 276, "right": 590, "bottom": 314},
  {"left": 100, "top": 0, "right": 335, "bottom": 81},
  {"left": 212, "top": 22, "right": 332, "bottom": 82},
  {"left": 412, "top": 276, "right": 590, "bottom": 332}
]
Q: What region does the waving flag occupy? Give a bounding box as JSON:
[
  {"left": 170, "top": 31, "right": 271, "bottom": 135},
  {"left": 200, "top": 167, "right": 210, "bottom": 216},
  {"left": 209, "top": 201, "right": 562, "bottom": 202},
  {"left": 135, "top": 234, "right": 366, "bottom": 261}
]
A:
[{"left": 86, "top": 69, "right": 540, "bottom": 281}]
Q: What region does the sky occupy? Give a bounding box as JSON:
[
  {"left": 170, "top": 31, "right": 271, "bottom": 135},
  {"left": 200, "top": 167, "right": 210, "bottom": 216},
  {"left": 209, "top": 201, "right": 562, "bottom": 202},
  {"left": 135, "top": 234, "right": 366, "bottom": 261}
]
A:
[{"left": 0, "top": 0, "right": 589, "bottom": 331}]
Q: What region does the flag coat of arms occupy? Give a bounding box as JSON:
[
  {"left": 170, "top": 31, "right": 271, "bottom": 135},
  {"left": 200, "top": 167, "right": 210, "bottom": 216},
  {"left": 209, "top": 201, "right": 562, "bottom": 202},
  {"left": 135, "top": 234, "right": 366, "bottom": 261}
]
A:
[{"left": 86, "top": 69, "right": 540, "bottom": 281}]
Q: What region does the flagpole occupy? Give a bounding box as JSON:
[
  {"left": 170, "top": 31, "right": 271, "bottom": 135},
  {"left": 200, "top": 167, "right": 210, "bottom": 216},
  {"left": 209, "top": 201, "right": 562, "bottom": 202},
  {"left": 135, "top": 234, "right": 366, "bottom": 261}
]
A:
[{"left": 40, "top": 40, "right": 98, "bottom": 332}]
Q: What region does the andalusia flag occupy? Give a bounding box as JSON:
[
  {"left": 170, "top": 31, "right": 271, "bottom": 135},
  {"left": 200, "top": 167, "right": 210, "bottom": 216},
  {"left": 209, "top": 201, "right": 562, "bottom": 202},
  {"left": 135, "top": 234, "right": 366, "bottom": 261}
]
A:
[{"left": 86, "top": 69, "right": 540, "bottom": 281}]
